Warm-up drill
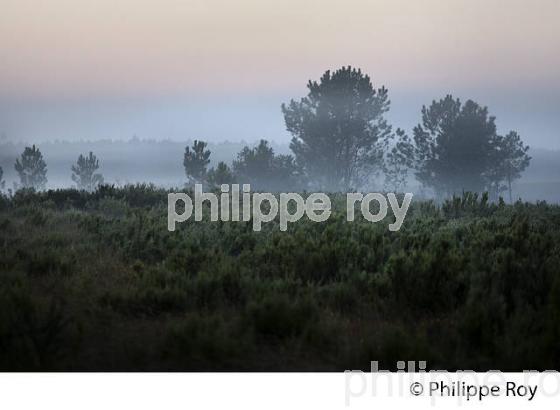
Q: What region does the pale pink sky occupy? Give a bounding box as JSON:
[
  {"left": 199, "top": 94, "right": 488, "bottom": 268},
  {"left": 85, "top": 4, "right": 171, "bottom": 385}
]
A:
[{"left": 1, "top": 0, "right": 559, "bottom": 146}]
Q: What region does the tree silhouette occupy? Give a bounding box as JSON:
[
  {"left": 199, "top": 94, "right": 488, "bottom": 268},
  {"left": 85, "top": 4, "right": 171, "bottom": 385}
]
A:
[
  {"left": 487, "top": 131, "right": 531, "bottom": 202},
  {"left": 14, "top": 145, "right": 48, "bottom": 190},
  {"left": 411, "top": 95, "right": 531, "bottom": 198},
  {"left": 207, "top": 161, "right": 236, "bottom": 187},
  {"left": 71, "top": 152, "right": 104, "bottom": 191},
  {"left": 0, "top": 166, "right": 4, "bottom": 191},
  {"left": 183, "top": 140, "right": 211, "bottom": 185},
  {"left": 233, "top": 139, "right": 299, "bottom": 191},
  {"left": 413, "top": 96, "right": 498, "bottom": 196},
  {"left": 282, "top": 66, "right": 392, "bottom": 191},
  {"left": 383, "top": 129, "right": 414, "bottom": 192}
]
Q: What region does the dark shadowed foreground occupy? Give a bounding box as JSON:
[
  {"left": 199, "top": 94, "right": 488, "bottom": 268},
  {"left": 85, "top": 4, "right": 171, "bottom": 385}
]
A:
[{"left": 1, "top": 186, "right": 559, "bottom": 371}]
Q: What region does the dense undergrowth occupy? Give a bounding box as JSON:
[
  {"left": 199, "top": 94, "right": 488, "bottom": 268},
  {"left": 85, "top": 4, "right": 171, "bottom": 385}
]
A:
[{"left": 1, "top": 185, "right": 559, "bottom": 370}]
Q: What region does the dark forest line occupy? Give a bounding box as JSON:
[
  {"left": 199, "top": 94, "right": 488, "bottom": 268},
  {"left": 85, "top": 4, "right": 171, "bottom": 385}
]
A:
[{"left": 1, "top": 139, "right": 559, "bottom": 201}]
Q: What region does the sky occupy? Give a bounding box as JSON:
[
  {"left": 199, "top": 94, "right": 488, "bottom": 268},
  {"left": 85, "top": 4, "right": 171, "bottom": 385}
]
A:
[{"left": 1, "top": 0, "right": 559, "bottom": 148}]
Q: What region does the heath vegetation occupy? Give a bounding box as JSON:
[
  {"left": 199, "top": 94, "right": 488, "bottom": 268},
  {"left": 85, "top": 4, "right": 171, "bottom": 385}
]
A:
[{"left": 0, "top": 186, "right": 559, "bottom": 370}]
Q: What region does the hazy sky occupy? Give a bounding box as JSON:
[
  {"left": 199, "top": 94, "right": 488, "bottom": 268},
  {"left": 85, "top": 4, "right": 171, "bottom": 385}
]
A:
[{"left": 1, "top": 0, "right": 559, "bottom": 148}]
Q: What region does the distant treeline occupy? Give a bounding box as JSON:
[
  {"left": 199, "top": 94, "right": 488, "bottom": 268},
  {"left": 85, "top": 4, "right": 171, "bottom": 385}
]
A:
[
  {"left": 1, "top": 139, "right": 559, "bottom": 199},
  {"left": 1, "top": 66, "right": 559, "bottom": 201},
  {"left": 0, "top": 138, "right": 258, "bottom": 189}
]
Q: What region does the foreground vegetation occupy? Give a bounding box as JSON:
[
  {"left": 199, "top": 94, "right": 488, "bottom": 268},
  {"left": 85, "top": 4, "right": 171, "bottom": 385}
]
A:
[{"left": 1, "top": 185, "right": 559, "bottom": 371}]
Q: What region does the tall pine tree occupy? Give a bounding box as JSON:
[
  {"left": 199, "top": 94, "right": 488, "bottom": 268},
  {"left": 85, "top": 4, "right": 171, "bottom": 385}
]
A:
[{"left": 14, "top": 145, "right": 48, "bottom": 190}]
